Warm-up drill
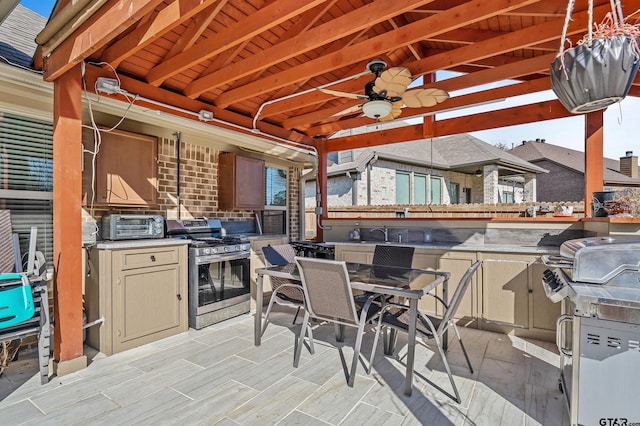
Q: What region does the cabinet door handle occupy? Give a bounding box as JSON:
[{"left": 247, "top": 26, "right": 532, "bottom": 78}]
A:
[
  {"left": 150, "top": 255, "right": 156, "bottom": 262},
  {"left": 176, "top": 293, "right": 182, "bottom": 301}
]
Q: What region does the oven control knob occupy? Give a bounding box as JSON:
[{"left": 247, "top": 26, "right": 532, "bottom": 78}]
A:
[
  {"left": 212, "top": 247, "right": 219, "bottom": 254},
  {"left": 224, "top": 246, "right": 231, "bottom": 253},
  {"left": 204, "top": 248, "right": 211, "bottom": 255}
]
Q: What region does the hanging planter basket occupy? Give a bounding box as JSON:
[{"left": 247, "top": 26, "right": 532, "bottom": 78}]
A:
[
  {"left": 550, "top": 35, "right": 640, "bottom": 113},
  {"left": 550, "top": 1, "right": 640, "bottom": 114}
]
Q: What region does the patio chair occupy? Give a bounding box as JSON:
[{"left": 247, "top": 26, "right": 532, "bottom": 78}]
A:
[
  {"left": 261, "top": 244, "right": 306, "bottom": 335},
  {"left": 370, "top": 244, "right": 415, "bottom": 282},
  {"left": 293, "top": 257, "right": 385, "bottom": 387},
  {"left": 380, "top": 260, "right": 481, "bottom": 403}
]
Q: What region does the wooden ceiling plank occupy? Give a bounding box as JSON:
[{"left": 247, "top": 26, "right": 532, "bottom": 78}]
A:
[
  {"left": 413, "top": 0, "right": 575, "bottom": 18},
  {"left": 199, "top": 1, "right": 339, "bottom": 88},
  {"left": 282, "top": 100, "right": 363, "bottom": 130},
  {"left": 145, "top": 0, "right": 328, "bottom": 86},
  {"left": 214, "top": 0, "right": 541, "bottom": 108},
  {"left": 403, "top": 2, "right": 620, "bottom": 83},
  {"left": 43, "top": 0, "right": 165, "bottom": 81},
  {"left": 102, "top": 0, "right": 220, "bottom": 68},
  {"left": 184, "top": 0, "right": 438, "bottom": 98},
  {"left": 433, "top": 99, "right": 573, "bottom": 136},
  {"left": 164, "top": 0, "right": 229, "bottom": 60}
]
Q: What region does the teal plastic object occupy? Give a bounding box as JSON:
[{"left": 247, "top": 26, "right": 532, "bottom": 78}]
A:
[{"left": 0, "top": 273, "right": 35, "bottom": 329}]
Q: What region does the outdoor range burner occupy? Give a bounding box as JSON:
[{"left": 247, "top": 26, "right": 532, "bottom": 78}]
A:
[
  {"left": 166, "top": 218, "right": 250, "bottom": 329},
  {"left": 542, "top": 236, "right": 640, "bottom": 426}
]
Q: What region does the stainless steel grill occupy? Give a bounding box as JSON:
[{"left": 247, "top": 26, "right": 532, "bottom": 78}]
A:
[{"left": 542, "top": 236, "right": 640, "bottom": 426}]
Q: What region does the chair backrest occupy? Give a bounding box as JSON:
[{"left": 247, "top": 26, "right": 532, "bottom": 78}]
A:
[
  {"left": 438, "top": 260, "right": 482, "bottom": 335},
  {"left": 262, "top": 244, "right": 296, "bottom": 267},
  {"left": 372, "top": 245, "right": 414, "bottom": 268},
  {"left": 372, "top": 245, "right": 414, "bottom": 278},
  {"left": 294, "top": 257, "right": 359, "bottom": 325},
  {"left": 0, "top": 273, "right": 35, "bottom": 329}
]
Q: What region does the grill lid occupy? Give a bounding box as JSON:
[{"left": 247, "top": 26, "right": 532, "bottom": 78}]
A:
[{"left": 559, "top": 236, "right": 640, "bottom": 284}]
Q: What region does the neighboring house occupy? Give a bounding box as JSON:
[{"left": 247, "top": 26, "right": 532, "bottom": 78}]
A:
[
  {"left": 305, "top": 134, "right": 546, "bottom": 208},
  {"left": 508, "top": 139, "right": 640, "bottom": 202}
]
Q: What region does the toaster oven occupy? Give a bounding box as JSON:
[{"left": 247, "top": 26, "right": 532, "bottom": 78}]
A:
[{"left": 101, "top": 214, "right": 165, "bottom": 240}]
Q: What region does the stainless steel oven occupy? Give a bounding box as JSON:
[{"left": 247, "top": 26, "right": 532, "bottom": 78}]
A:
[{"left": 166, "top": 219, "right": 251, "bottom": 329}]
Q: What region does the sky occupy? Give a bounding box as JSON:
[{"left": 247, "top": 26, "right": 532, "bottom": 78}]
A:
[{"left": 18, "top": 0, "right": 638, "bottom": 160}]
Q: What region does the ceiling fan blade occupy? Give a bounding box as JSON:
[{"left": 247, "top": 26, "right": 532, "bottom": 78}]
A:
[
  {"left": 402, "top": 88, "right": 449, "bottom": 108},
  {"left": 378, "top": 100, "right": 403, "bottom": 121},
  {"left": 373, "top": 67, "right": 412, "bottom": 97},
  {"left": 317, "top": 88, "right": 367, "bottom": 100},
  {"left": 330, "top": 104, "right": 363, "bottom": 117}
]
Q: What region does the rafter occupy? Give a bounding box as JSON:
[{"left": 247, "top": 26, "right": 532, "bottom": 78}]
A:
[
  {"left": 307, "top": 77, "right": 552, "bottom": 135},
  {"left": 184, "top": 0, "right": 437, "bottom": 98},
  {"left": 43, "top": 0, "right": 165, "bottom": 81},
  {"left": 213, "top": 0, "right": 541, "bottom": 108},
  {"left": 323, "top": 99, "right": 572, "bottom": 151},
  {"left": 163, "top": 0, "right": 229, "bottom": 60},
  {"left": 102, "top": 0, "right": 220, "bottom": 68},
  {"left": 144, "top": 0, "right": 327, "bottom": 86}
]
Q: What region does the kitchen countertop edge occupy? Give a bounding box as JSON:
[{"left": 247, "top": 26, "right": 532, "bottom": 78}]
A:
[{"left": 330, "top": 241, "right": 560, "bottom": 254}]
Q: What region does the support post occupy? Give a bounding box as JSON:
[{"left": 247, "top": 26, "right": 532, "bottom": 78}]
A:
[
  {"left": 316, "top": 143, "right": 328, "bottom": 241},
  {"left": 52, "top": 64, "right": 87, "bottom": 375},
  {"left": 584, "top": 110, "right": 604, "bottom": 217}
]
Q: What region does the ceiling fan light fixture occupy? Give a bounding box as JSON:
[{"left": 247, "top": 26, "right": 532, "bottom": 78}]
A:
[{"left": 362, "top": 100, "right": 392, "bottom": 119}]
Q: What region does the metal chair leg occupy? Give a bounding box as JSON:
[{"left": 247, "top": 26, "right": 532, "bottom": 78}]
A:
[
  {"left": 292, "top": 306, "right": 301, "bottom": 324},
  {"left": 294, "top": 311, "right": 311, "bottom": 368}
]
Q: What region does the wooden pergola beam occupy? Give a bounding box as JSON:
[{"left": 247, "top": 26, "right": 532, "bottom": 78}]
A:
[
  {"left": 323, "top": 98, "right": 572, "bottom": 152},
  {"left": 145, "top": 0, "right": 326, "bottom": 86},
  {"left": 102, "top": 0, "right": 220, "bottom": 68},
  {"left": 43, "top": 0, "right": 164, "bottom": 81},
  {"left": 184, "top": 0, "right": 424, "bottom": 97},
  {"left": 214, "top": 0, "right": 540, "bottom": 108}
]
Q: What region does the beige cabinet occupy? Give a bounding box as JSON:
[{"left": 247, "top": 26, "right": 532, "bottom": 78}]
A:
[
  {"left": 479, "top": 252, "right": 559, "bottom": 340},
  {"left": 85, "top": 243, "right": 188, "bottom": 355},
  {"left": 334, "top": 244, "right": 373, "bottom": 263}
]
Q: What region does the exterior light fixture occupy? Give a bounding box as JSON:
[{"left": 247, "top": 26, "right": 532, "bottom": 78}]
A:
[
  {"left": 198, "top": 110, "right": 214, "bottom": 121},
  {"left": 475, "top": 169, "right": 483, "bottom": 177},
  {"left": 362, "top": 100, "right": 392, "bottom": 119}
]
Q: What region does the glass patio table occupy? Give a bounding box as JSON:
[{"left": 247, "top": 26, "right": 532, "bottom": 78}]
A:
[{"left": 254, "top": 261, "right": 450, "bottom": 396}]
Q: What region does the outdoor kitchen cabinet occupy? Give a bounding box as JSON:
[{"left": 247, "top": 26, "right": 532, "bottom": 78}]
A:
[
  {"left": 85, "top": 242, "right": 188, "bottom": 355},
  {"left": 218, "top": 152, "right": 265, "bottom": 210},
  {"left": 479, "top": 252, "right": 560, "bottom": 340}
]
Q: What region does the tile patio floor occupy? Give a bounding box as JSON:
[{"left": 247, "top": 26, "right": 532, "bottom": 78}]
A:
[{"left": 0, "top": 307, "right": 568, "bottom": 425}]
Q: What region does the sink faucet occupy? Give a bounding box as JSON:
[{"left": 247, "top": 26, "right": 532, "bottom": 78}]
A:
[{"left": 370, "top": 225, "right": 388, "bottom": 242}]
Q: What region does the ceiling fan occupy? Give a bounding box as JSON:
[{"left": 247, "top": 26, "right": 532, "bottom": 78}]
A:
[{"left": 318, "top": 59, "right": 449, "bottom": 121}]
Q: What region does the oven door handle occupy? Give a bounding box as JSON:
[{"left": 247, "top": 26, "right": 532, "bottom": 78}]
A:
[
  {"left": 556, "top": 314, "right": 573, "bottom": 357},
  {"left": 195, "top": 253, "right": 250, "bottom": 264}
]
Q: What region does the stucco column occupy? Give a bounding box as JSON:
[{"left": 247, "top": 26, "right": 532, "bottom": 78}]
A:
[
  {"left": 523, "top": 173, "right": 536, "bottom": 202},
  {"left": 482, "top": 165, "right": 499, "bottom": 203}
]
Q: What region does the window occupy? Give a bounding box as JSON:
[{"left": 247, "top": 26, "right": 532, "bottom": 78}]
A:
[
  {"left": 395, "top": 172, "right": 442, "bottom": 205},
  {"left": 501, "top": 191, "right": 514, "bottom": 203},
  {"left": 396, "top": 172, "right": 410, "bottom": 204},
  {"left": 265, "top": 166, "right": 287, "bottom": 208},
  {"left": 414, "top": 175, "right": 427, "bottom": 204},
  {"left": 430, "top": 176, "right": 442, "bottom": 204},
  {"left": 449, "top": 182, "right": 460, "bottom": 204},
  {"left": 0, "top": 112, "right": 53, "bottom": 266}
]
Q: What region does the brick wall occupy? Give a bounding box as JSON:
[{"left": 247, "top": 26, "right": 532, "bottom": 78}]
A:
[{"left": 83, "top": 137, "right": 302, "bottom": 231}]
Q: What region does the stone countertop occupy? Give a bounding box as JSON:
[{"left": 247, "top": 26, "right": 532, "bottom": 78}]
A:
[
  {"left": 95, "top": 238, "right": 191, "bottom": 250},
  {"left": 330, "top": 241, "right": 560, "bottom": 254}
]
